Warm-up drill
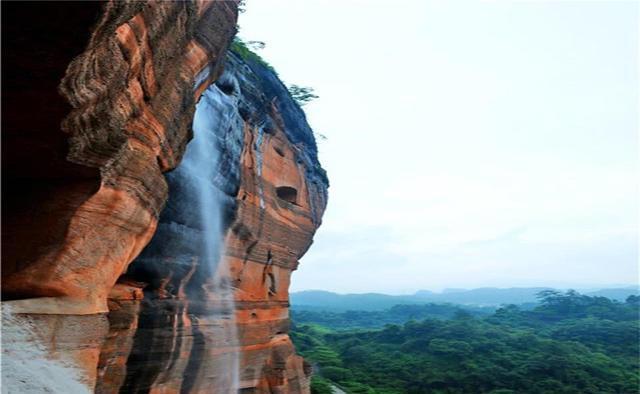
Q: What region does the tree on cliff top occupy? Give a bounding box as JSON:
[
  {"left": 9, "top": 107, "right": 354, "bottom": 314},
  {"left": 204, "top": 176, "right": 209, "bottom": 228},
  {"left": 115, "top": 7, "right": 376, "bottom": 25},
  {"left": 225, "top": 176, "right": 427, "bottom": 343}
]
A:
[{"left": 288, "top": 84, "right": 319, "bottom": 106}]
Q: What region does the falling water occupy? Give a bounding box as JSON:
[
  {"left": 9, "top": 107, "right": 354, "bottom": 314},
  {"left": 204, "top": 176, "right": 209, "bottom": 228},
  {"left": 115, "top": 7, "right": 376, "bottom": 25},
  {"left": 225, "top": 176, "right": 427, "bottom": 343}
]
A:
[{"left": 175, "top": 82, "right": 241, "bottom": 391}]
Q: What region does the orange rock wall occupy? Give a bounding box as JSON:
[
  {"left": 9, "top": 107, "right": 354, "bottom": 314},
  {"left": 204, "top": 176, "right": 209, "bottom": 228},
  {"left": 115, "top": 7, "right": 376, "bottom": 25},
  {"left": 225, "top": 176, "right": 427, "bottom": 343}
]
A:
[
  {"left": 97, "top": 53, "right": 328, "bottom": 392},
  {"left": 2, "top": 1, "right": 328, "bottom": 393},
  {"left": 230, "top": 116, "right": 325, "bottom": 392},
  {"left": 3, "top": 0, "right": 238, "bottom": 314}
]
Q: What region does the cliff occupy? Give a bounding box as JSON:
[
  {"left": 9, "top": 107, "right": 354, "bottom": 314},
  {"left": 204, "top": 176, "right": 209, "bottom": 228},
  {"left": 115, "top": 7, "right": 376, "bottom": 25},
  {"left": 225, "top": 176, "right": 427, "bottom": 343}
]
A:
[{"left": 1, "top": 1, "right": 327, "bottom": 393}]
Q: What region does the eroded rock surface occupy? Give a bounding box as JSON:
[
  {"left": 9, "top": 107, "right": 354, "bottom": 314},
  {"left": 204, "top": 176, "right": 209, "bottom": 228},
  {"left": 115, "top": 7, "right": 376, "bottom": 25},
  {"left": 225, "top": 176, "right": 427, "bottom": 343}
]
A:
[
  {"left": 97, "top": 51, "right": 328, "bottom": 393},
  {"left": 2, "top": 1, "right": 327, "bottom": 393},
  {"left": 3, "top": 0, "right": 238, "bottom": 314}
]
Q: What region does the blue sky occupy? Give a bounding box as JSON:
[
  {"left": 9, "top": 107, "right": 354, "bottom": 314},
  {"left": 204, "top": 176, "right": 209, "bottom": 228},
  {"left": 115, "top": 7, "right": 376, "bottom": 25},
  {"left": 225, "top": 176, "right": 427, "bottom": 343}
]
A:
[{"left": 238, "top": 1, "right": 638, "bottom": 294}]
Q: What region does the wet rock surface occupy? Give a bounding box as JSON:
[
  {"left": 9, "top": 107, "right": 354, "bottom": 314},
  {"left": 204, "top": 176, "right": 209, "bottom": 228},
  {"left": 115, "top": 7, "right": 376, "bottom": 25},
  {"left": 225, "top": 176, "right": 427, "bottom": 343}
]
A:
[
  {"left": 2, "top": 1, "right": 327, "bottom": 393},
  {"left": 102, "top": 51, "right": 328, "bottom": 393}
]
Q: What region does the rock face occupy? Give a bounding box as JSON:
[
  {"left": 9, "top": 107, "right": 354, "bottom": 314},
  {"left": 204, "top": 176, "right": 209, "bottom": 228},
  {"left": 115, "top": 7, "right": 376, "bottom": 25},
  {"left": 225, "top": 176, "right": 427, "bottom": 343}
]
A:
[
  {"left": 2, "top": 1, "right": 327, "bottom": 393},
  {"left": 3, "top": 0, "right": 238, "bottom": 314}
]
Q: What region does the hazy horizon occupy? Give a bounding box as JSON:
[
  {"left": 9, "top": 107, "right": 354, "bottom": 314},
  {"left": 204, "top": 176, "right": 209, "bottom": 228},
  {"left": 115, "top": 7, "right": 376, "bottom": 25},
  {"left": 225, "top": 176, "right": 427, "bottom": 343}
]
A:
[
  {"left": 239, "top": 1, "right": 638, "bottom": 293},
  {"left": 292, "top": 283, "right": 640, "bottom": 297}
]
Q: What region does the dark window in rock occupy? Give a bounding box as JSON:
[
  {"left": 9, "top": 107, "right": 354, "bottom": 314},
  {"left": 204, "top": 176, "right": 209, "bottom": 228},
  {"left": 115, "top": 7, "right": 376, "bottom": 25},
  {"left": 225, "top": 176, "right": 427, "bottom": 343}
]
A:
[{"left": 276, "top": 186, "right": 298, "bottom": 205}]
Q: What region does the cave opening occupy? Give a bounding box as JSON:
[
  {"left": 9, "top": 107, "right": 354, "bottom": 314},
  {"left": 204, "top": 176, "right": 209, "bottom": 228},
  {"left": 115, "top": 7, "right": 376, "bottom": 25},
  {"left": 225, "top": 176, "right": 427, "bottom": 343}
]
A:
[{"left": 275, "top": 186, "right": 298, "bottom": 205}]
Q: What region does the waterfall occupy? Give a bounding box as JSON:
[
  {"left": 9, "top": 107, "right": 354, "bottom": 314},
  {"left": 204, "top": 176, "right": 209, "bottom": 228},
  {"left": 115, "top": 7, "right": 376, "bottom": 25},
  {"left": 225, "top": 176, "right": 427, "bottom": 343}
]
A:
[
  {"left": 128, "top": 71, "right": 244, "bottom": 391},
  {"left": 176, "top": 84, "right": 241, "bottom": 391}
]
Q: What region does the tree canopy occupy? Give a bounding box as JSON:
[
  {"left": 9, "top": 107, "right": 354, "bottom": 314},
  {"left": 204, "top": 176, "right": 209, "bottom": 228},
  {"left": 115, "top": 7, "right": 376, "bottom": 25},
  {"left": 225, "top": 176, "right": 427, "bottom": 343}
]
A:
[
  {"left": 292, "top": 291, "right": 639, "bottom": 394},
  {"left": 288, "top": 84, "right": 319, "bottom": 106}
]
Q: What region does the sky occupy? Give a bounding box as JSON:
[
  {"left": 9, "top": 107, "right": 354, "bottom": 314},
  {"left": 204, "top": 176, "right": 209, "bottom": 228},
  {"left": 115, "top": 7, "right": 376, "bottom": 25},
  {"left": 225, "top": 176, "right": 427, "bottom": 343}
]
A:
[{"left": 238, "top": 1, "right": 638, "bottom": 294}]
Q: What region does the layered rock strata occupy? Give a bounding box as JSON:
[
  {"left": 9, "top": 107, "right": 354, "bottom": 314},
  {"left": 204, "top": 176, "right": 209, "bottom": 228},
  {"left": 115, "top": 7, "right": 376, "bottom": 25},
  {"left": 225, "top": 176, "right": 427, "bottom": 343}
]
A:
[
  {"left": 3, "top": 0, "right": 238, "bottom": 314},
  {"left": 2, "top": 0, "right": 328, "bottom": 393},
  {"left": 97, "top": 50, "right": 328, "bottom": 393}
]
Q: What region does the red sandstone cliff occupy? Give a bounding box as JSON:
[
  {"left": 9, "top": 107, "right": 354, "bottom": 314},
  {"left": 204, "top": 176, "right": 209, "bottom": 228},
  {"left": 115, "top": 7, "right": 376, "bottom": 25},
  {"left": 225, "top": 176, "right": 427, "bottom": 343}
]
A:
[{"left": 1, "top": 1, "right": 327, "bottom": 393}]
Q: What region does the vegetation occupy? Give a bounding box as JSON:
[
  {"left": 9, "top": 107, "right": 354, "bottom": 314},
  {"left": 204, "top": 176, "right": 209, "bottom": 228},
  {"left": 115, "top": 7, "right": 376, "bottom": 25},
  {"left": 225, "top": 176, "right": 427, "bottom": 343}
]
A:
[
  {"left": 229, "top": 39, "right": 319, "bottom": 108},
  {"left": 292, "top": 303, "right": 495, "bottom": 330},
  {"left": 230, "top": 37, "right": 274, "bottom": 71},
  {"left": 291, "top": 287, "right": 639, "bottom": 312},
  {"left": 292, "top": 292, "right": 639, "bottom": 394},
  {"left": 288, "top": 84, "right": 318, "bottom": 106}
]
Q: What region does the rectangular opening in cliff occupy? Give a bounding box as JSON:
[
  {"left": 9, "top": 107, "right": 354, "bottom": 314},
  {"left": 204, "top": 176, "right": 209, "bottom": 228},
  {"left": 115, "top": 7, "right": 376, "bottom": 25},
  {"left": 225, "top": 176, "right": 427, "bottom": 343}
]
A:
[{"left": 275, "top": 186, "right": 298, "bottom": 206}]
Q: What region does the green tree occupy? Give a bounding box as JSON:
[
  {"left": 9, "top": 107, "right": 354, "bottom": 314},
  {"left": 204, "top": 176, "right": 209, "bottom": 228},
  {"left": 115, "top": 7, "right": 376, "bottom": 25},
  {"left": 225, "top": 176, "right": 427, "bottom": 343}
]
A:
[
  {"left": 288, "top": 84, "right": 319, "bottom": 106},
  {"left": 291, "top": 292, "right": 639, "bottom": 393}
]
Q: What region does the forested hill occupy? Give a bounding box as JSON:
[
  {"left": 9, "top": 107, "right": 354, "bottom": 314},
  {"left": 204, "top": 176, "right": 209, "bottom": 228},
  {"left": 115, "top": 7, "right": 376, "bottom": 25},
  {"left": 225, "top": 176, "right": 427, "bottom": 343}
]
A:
[
  {"left": 292, "top": 304, "right": 497, "bottom": 330},
  {"left": 291, "top": 286, "right": 640, "bottom": 311},
  {"left": 292, "top": 291, "right": 640, "bottom": 394}
]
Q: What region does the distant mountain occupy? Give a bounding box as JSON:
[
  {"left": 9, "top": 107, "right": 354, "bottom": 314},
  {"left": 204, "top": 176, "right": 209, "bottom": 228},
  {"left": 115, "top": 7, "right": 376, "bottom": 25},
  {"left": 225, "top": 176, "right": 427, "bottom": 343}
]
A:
[
  {"left": 291, "top": 290, "right": 422, "bottom": 311},
  {"left": 441, "top": 288, "right": 468, "bottom": 294},
  {"left": 291, "top": 286, "right": 639, "bottom": 311},
  {"left": 585, "top": 286, "right": 640, "bottom": 301},
  {"left": 413, "top": 287, "right": 554, "bottom": 306}
]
